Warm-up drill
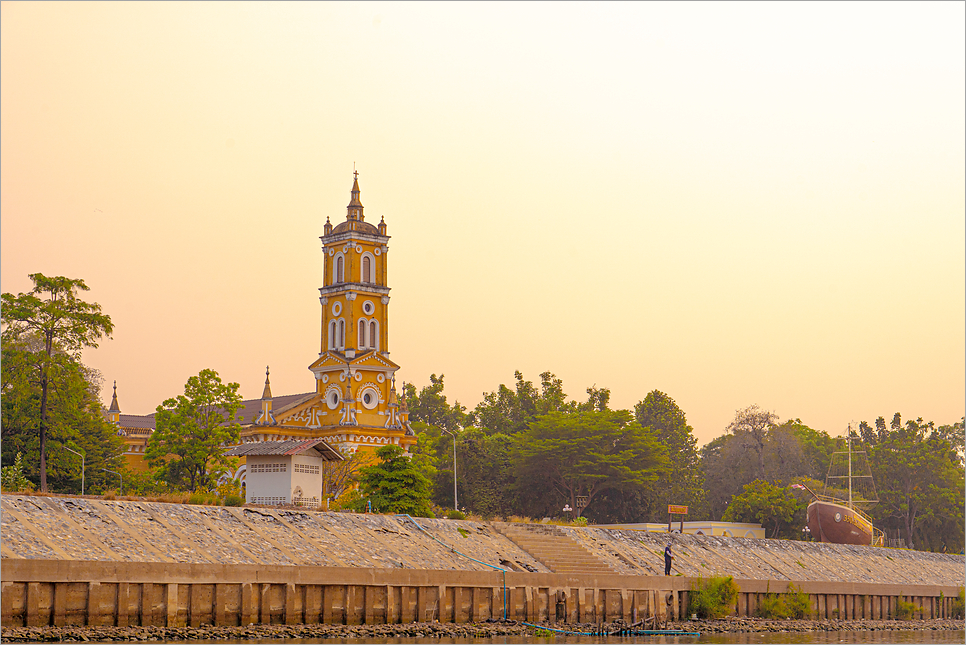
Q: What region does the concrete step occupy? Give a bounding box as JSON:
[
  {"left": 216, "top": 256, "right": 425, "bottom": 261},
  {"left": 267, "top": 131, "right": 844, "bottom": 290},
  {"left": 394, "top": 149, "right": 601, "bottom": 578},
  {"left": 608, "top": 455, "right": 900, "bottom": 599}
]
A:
[{"left": 499, "top": 524, "right": 617, "bottom": 575}]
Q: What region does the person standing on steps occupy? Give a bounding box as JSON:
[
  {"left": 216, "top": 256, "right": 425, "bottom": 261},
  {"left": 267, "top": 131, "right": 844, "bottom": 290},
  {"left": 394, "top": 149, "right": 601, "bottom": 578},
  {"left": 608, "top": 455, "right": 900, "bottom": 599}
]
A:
[{"left": 664, "top": 544, "right": 674, "bottom": 575}]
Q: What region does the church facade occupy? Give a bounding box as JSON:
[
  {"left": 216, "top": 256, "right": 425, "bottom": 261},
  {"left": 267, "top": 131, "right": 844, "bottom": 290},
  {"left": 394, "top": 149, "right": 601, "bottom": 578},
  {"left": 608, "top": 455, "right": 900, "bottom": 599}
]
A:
[{"left": 108, "top": 173, "right": 416, "bottom": 475}]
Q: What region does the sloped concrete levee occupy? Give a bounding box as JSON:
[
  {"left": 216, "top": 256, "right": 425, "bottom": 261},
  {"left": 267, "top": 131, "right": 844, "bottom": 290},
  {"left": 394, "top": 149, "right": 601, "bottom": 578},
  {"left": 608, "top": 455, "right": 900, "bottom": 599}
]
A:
[{"left": 2, "top": 495, "right": 963, "bottom": 627}]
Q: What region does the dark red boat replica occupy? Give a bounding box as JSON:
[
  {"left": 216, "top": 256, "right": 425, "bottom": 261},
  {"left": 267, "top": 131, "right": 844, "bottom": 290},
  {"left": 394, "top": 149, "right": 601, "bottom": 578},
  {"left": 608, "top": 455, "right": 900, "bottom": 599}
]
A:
[{"left": 796, "top": 430, "right": 884, "bottom": 547}]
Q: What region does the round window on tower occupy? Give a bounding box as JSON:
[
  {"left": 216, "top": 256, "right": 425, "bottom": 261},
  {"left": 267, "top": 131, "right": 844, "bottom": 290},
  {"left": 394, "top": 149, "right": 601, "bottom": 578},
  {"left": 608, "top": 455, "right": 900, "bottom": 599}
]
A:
[
  {"left": 361, "top": 387, "right": 378, "bottom": 410},
  {"left": 326, "top": 389, "right": 341, "bottom": 410},
  {"left": 362, "top": 300, "right": 375, "bottom": 315}
]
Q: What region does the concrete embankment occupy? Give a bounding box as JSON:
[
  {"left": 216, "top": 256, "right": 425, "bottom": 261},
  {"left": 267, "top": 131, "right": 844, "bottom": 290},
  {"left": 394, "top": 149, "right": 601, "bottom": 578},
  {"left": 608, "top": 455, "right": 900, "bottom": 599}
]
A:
[{"left": 1, "top": 494, "right": 963, "bottom": 629}]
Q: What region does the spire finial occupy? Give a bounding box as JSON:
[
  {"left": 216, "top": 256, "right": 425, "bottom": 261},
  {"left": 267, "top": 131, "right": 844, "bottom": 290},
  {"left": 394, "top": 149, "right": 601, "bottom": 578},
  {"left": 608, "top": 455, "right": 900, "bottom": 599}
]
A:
[{"left": 347, "top": 167, "right": 364, "bottom": 220}]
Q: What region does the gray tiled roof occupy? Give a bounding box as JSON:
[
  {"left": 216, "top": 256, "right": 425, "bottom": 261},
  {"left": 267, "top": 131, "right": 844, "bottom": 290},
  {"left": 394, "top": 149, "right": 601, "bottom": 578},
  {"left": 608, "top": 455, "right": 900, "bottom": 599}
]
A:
[{"left": 223, "top": 439, "right": 342, "bottom": 461}]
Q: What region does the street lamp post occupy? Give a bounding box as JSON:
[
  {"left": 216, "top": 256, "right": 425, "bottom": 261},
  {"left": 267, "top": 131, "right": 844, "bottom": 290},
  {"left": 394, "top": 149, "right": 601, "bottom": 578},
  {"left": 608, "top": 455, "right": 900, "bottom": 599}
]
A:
[
  {"left": 101, "top": 468, "right": 122, "bottom": 496},
  {"left": 441, "top": 428, "right": 458, "bottom": 512},
  {"left": 63, "top": 446, "right": 85, "bottom": 496}
]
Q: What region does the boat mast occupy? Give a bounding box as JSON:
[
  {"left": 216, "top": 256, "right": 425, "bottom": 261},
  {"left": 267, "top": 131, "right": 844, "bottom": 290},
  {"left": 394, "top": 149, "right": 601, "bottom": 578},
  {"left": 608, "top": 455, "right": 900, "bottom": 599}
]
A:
[{"left": 847, "top": 426, "right": 853, "bottom": 509}]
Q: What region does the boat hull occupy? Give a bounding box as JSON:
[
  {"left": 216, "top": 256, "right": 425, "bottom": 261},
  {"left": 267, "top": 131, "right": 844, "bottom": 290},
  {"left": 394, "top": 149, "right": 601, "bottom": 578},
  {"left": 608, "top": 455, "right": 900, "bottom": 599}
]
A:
[{"left": 807, "top": 500, "right": 874, "bottom": 546}]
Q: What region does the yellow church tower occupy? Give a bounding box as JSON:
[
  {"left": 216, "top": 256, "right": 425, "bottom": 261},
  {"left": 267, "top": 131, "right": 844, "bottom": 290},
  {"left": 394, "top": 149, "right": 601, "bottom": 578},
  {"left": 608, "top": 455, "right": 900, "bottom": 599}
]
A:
[{"left": 239, "top": 172, "right": 415, "bottom": 455}]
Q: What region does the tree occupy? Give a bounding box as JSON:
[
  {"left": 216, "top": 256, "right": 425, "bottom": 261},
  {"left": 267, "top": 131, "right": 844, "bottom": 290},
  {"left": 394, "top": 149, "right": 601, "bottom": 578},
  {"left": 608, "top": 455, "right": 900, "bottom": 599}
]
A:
[
  {"left": 357, "top": 444, "right": 433, "bottom": 516},
  {"left": 147, "top": 369, "right": 242, "bottom": 492},
  {"left": 722, "top": 479, "right": 805, "bottom": 539},
  {"left": 513, "top": 410, "right": 668, "bottom": 520},
  {"left": 868, "top": 417, "right": 965, "bottom": 551},
  {"left": 1, "top": 274, "right": 113, "bottom": 491},
  {"left": 470, "top": 371, "right": 575, "bottom": 435},
  {"left": 402, "top": 374, "right": 467, "bottom": 432},
  {"left": 633, "top": 390, "right": 706, "bottom": 520},
  {"left": 2, "top": 329, "right": 124, "bottom": 494},
  {"left": 321, "top": 446, "right": 373, "bottom": 501},
  {"left": 725, "top": 405, "right": 780, "bottom": 479}
]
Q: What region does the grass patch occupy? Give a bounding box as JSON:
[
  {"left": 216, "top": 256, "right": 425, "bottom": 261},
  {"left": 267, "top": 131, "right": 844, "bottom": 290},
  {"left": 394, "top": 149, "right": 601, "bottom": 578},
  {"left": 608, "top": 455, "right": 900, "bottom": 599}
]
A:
[
  {"left": 688, "top": 575, "right": 740, "bottom": 619},
  {"left": 457, "top": 527, "right": 470, "bottom": 538},
  {"left": 446, "top": 509, "right": 466, "bottom": 520}
]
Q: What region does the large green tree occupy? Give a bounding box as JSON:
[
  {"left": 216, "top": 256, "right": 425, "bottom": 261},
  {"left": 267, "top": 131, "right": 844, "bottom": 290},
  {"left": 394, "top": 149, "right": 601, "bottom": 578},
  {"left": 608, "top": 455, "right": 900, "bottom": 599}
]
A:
[
  {"left": 513, "top": 410, "right": 668, "bottom": 520},
  {"left": 633, "top": 390, "right": 706, "bottom": 520},
  {"left": 1, "top": 274, "right": 114, "bottom": 491},
  {"left": 357, "top": 444, "right": 434, "bottom": 516},
  {"left": 865, "top": 415, "right": 965, "bottom": 551},
  {"left": 147, "top": 369, "right": 242, "bottom": 492},
  {"left": 1, "top": 332, "right": 124, "bottom": 493}
]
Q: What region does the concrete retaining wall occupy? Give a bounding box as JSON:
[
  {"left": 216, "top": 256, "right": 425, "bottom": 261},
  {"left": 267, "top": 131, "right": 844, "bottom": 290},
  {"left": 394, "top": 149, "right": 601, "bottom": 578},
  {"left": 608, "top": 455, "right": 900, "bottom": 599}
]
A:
[{"left": 2, "top": 559, "right": 961, "bottom": 628}]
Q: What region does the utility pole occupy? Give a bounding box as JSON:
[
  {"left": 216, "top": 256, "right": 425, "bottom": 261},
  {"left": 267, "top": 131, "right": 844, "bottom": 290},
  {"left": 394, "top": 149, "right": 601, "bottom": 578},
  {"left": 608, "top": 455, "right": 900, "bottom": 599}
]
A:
[{"left": 441, "top": 428, "right": 458, "bottom": 511}]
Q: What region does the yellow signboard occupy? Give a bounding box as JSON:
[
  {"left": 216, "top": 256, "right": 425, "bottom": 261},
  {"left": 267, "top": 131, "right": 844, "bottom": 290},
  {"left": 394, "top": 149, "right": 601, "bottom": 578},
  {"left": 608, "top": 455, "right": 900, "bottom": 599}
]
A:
[{"left": 667, "top": 505, "right": 688, "bottom": 515}]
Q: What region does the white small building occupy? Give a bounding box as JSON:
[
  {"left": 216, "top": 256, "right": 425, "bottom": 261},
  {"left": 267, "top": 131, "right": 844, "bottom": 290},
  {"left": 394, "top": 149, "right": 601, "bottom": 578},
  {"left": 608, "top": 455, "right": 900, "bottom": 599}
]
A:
[{"left": 225, "top": 439, "right": 342, "bottom": 508}]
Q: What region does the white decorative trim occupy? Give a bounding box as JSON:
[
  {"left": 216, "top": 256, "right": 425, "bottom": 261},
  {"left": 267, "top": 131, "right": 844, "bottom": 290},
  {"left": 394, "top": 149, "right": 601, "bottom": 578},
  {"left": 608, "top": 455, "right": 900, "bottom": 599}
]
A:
[
  {"left": 374, "top": 248, "right": 381, "bottom": 256},
  {"left": 328, "top": 248, "right": 334, "bottom": 256},
  {"left": 322, "top": 374, "right": 329, "bottom": 383},
  {"left": 381, "top": 296, "right": 390, "bottom": 305},
  {"left": 331, "top": 301, "right": 342, "bottom": 316},
  {"left": 355, "top": 245, "right": 362, "bottom": 253},
  {"left": 376, "top": 373, "right": 385, "bottom": 383},
  {"left": 362, "top": 299, "right": 375, "bottom": 315},
  {"left": 353, "top": 372, "right": 362, "bottom": 382}
]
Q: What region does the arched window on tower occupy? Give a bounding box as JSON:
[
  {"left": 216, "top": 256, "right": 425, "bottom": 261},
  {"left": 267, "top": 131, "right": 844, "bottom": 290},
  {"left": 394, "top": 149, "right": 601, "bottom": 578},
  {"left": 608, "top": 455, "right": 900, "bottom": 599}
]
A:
[
  {"left": 328, "top": 320, "right": 337, "bottom": 350},
  {"left": 362, "top": 255, "right": 372, "bottom": 283},
  {"left": 369, "top": 320, "right": 378, "bottom": 351},
  {"left": 336, "top": 255, "right": 344, "bottom": 283},
  {"left": 358, "top": 319, "right": 367, "bottom": 349},
  {"left": 338, "top": 319, "right": 345, "bottom": 349}
]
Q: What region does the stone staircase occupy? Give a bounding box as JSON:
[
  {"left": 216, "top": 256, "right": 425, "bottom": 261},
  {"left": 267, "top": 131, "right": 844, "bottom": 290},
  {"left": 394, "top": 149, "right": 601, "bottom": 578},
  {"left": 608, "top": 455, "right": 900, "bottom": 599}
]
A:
[{"left": 497, "top": 523, "right": 616, "bottom": 574}]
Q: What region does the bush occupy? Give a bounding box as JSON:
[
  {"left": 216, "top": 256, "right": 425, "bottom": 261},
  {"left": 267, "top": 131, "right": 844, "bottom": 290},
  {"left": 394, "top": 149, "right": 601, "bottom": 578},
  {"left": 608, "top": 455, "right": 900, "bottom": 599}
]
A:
[
  {"left": 447, "top": 509, "right": 466, "bottom": 520},
  {"left": 1, "top": 453, "right": 34, "bottom": 492},
  {"left": 951, "top": 587, "right": 965, "bottom": 619},
  {"left": 756, "top": 593, "right": 790, "bottom": 619},
  {"left": 187, "top": 490, "right": 219, "bottom": 505},
  {"left": 688, "top": 576, "right": 740, "bottom": 619},
  {"left": 785, "top": 584, "right": 812, "bottom": 619},
  {"left": 222, "top": 494, "right": 244, "bottom": 507},
  {"left": 893, "top": 597, "right": 920, "bottom": 620}
]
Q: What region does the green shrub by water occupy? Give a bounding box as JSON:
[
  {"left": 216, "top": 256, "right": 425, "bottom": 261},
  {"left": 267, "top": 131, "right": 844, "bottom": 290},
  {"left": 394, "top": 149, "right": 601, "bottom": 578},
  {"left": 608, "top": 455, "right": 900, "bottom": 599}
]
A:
[
  {"left": 688, "top": 576, "right": 740, "bottom": 619},
  {"left": 952, "top": 587, "right": 965, "bottom": 619},
  {"left": 755, "top": 584, "right": 811, "bottom": 619},
  {"left": 447, "top": 509, "right": 466, "bottom": 520},
  {"left": 893, "top": 597, "right": 921, "bottom": 620}
]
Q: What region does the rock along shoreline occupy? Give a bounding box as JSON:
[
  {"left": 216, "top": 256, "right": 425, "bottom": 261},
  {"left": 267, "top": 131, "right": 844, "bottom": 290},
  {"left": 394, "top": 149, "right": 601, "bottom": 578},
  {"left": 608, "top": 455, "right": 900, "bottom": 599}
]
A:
[{"left": 2, "top": 618, "right": 964, "bottom": 642}]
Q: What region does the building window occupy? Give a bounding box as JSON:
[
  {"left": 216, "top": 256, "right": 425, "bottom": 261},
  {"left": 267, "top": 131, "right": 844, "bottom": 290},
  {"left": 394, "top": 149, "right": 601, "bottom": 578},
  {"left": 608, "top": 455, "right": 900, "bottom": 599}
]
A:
[
  {"left": 338, "top": 319, "right": 345, "bottom": 348},
  {"left": 336, "top": 254, "right": 344, "bottom": 283},
  {"left": 369, "top": 320, "right": 378, "bottom": 350},
  {"left": 358, "top": 319, "right": 367, "bottom": 348},
  {"left": 362, "top": 255, "right": 372, "bottom": 283},
  {"left": 328, "top": 320, "right": 337, "bottom": 350}
]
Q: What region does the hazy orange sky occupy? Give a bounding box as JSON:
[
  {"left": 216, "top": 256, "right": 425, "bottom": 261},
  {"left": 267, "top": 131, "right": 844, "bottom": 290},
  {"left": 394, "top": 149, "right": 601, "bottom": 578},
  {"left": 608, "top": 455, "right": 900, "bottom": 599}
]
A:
[{"left": 2, "top": 2, "right": 963, "bottom": 445}]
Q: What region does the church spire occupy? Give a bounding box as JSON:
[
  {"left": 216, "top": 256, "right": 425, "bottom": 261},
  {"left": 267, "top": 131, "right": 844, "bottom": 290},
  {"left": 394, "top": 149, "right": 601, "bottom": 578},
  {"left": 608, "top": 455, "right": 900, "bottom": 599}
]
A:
[
  {"left": 347, "top": 170, "right": 364, "bottom": 221},
  {"left": 262, "top": 366, "right": 273, "bottom": 400},
  {"left": 108, "top": 380, "right": 120, "bottom": 413}
]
